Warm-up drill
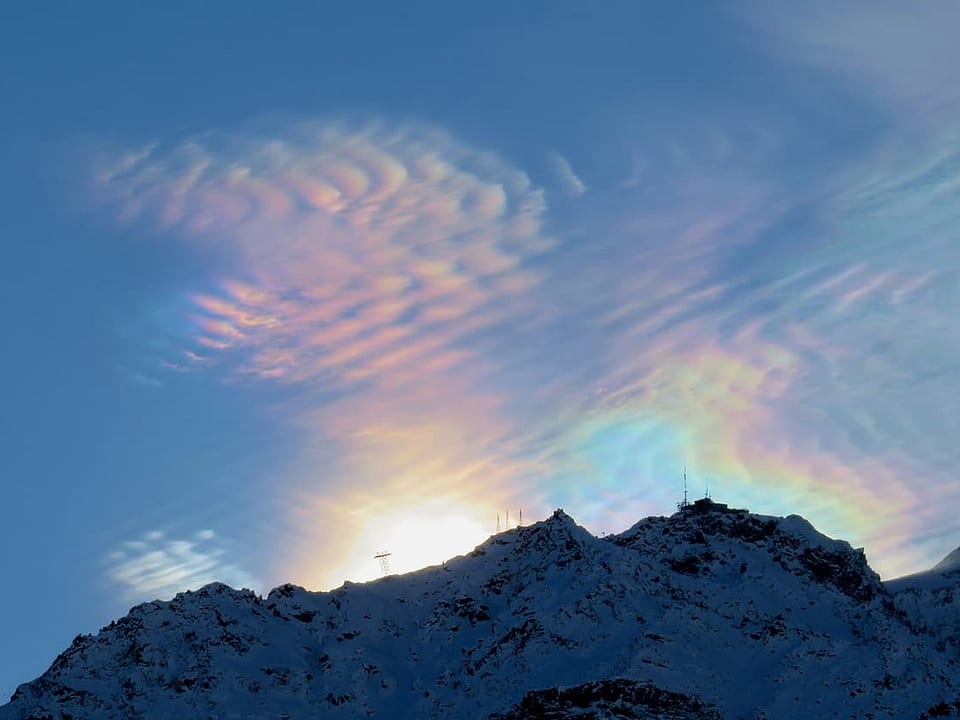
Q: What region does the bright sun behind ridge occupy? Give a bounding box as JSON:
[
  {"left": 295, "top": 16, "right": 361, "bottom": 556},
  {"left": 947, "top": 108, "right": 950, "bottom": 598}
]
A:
[{"left": 335, "top": 503, "right": 495, "bottom": 586}]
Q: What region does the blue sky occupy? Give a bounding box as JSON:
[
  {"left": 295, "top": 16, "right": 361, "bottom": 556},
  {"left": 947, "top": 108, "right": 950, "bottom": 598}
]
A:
[{"left": 3, "top": 1, "right": 960, "bottom": 701}]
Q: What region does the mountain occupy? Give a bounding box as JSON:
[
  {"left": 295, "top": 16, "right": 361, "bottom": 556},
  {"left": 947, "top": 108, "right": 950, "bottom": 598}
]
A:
[
  {"left": 3, "top": 499, "right": 960, "bottom": 719},
  {"left": 885, "top": 543, "right": 960, "bottom": 688},
  {"left": 933, "top": 547, "right": 960, "bottom": 574}
]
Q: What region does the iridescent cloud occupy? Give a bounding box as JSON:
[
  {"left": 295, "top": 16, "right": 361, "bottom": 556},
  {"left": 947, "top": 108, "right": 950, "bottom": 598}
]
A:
[
  {"left": 92, "top": 119, "right": 556, "bottom": 587},
  {"left": 93, "top": 121, "right": 551, "bottom": 389},
  {"left": 535, "top": 133, "right": 960, "bottom": 576},
  {"left": 93, "top": 107, "right": 960, "bottom": 587},
  {"left": 279, "top": 390, "right": 537, "bottom": 587}
]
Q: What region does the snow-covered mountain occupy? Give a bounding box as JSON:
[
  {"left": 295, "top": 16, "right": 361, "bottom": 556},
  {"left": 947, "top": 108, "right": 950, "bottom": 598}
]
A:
[{"left": 3, "top": 499, "right": 960, "bottom": 719}]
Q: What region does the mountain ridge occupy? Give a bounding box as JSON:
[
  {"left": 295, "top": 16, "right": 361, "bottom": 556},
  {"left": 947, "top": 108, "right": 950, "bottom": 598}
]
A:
[{"left": 4, "top": 500, "right": 960, "bottom": 719}]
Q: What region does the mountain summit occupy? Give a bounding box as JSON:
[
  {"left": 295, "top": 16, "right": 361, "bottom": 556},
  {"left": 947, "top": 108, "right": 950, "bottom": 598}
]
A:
[
  {"left": 3, "top": 500, "right": 960, "bottom": 719},
  {"left": 933, "top": 546, "right": 960, "bottom": 574}
]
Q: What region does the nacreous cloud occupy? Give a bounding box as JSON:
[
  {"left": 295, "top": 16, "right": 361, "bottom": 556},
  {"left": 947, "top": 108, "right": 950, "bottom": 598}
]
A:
[
  {"left": 91, "top": 119, "right": 556, "bottom": 589},
  {"left": 91, "top": 112, "right": 960, "bottom": 586},
  {"left": 92, "top": 120, "right": 552, "bottom": 388}
]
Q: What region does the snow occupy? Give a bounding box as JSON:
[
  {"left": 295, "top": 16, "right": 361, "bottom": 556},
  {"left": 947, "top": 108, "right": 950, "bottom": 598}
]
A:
[
  {"left": 934, "top": 546, "right": 960, "bottom": 573},
  {"left": 2, "top": 501, "right": 958, "bottom": 719}
]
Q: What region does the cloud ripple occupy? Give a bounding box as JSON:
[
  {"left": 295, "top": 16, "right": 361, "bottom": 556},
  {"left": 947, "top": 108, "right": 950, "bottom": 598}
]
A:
[{"left": 93, "top": 121, "right": 552, "bottom": 388}]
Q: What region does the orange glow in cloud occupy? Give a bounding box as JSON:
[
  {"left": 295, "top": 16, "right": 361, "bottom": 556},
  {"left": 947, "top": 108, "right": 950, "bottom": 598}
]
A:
[
  {"left": 93, "top": 119, "right": 557, "bottom": 588},
  {"left": 276, "top": 384, "right": 543, "bottom": 589},
  {"left": 93, "top": 121, "right": 553, "bottom": 393},
  {"left": 92, "top": 117, "right": 960, "bottom": 588}
]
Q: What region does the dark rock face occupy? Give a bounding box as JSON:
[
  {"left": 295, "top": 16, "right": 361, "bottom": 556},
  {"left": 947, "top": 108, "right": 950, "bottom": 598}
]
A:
[
  {"left": 919, "top": 699, "right": 960, "bottom": 719},
  {"left": 2, "top": 503, "right": 959, "bottom": 720},
  {"left": 490, "top": 678, "right": 722, "bottom": 720},
  {"left": 797, "top": 545, "right": 876, "bottom": 602}
]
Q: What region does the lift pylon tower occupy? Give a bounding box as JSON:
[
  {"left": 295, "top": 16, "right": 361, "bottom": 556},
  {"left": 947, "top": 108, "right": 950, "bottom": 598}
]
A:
[{"left": 374, "top": 551, "right": 392, "bottom": 576}]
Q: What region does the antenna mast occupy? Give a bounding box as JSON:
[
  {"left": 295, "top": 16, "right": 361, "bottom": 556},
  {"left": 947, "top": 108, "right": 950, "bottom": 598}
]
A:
[{"left": 677, "top": 466, "right": 691, "bottom": 511}]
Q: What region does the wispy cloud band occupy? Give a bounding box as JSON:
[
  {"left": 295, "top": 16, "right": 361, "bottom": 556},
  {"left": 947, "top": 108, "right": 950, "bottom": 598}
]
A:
[{"left": 106, "top": 530, "right": 258, "bottom": 602}]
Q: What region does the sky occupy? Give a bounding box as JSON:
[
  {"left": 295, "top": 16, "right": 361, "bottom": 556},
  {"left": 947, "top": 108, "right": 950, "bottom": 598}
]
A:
[{"left": 2, "top": 0, "right": 960, "bottom": 702}]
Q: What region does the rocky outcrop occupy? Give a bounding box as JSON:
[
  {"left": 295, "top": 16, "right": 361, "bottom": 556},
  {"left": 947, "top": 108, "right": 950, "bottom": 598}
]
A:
[{"left": 490, "top": 678, "right": 721, "bottom": 720}]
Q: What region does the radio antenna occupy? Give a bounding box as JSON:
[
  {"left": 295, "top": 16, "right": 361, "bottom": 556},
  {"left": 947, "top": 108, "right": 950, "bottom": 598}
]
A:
[{"left": 677, "top": 467, "right": 690, "bottom": 510}]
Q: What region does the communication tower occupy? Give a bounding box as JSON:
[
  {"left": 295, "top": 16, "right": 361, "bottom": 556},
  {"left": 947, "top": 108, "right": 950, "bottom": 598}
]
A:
[
  {"left": 498, "top": 509, "right": 524, "bottom": 532},
  {"left": 677, "top": 467, "right": 690, "bottom": 511}
]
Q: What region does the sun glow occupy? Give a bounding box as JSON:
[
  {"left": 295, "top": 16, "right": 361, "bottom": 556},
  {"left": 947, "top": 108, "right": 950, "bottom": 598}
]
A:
[
  {"left": 374, "top": 507, "right": 491, "bottom": 575},
  {"left": 319, "top": 500, "right": 496, "bottom": 588}
]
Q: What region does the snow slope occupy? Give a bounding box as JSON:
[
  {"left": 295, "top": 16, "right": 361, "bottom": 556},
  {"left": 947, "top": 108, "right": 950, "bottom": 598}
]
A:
[
  {"left": 3, "top": 500, "right": 959, "bottom": 719},
  {"left": 886, "top": 542, "right": 960, "bottom": 685}
]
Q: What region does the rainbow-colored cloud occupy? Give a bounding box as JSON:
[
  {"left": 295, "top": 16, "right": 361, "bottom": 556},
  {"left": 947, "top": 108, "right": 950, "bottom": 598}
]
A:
[
  {"left": 94, "top": 122, "right": 552, "bottom": 390},
  {"left": 91, "top": 112, "right": 960, "bottom": 587}
]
